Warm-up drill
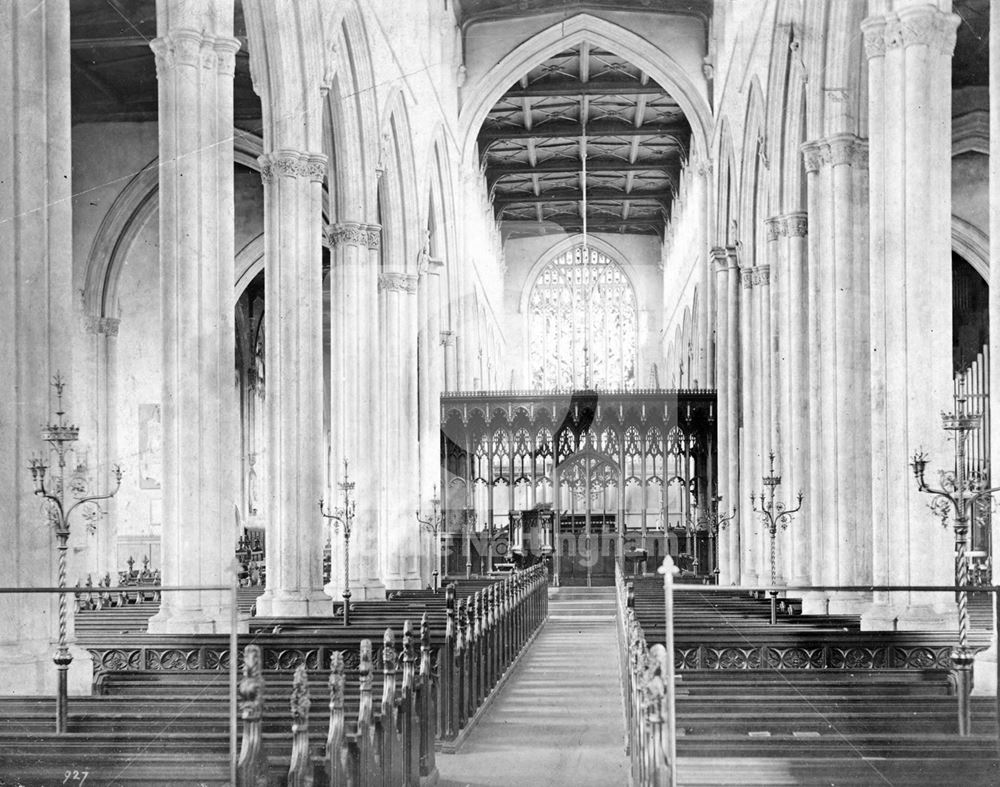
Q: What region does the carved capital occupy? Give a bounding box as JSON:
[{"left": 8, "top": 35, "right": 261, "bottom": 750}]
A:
[
  {"left": 741, "top": 268, "right": 754, "bottom": 290},
  {"left": 150, "top": 30, "right": 205, "bottom": 76},
  {"left": 895, "top": 7, "right": 960, "bottom": 55},
  {"left": 258, "top": 150, "right": 327, "bottom": 184},
  {"left": 861, "top": 17, "right": 888, "bottom": 60},
  {"left": 365, "top": 224, "right": 382, "bottom": 250},
  {"left": 214, "top": 37, "right": 241, "bottom": 77},
  {"left": 780, "top": 212, "right": 808, "bottom": 238},
  {"left": 764, "top": 217, "right": 781, "bottom": 243},
  {"left": 325, "top": 222, "right": 368, "bottom": 248},
  {"left": 827, "top": 134, "right": 868, "bottom": 168},
  {"left": 800, "top": 140, "right": 827, "bottom": 174},
  {"left": 379, "top": 272, "right": 418, "bottom": 294},
  {"left": 752, "top": 265, "right": 770, "bottom": 287}
]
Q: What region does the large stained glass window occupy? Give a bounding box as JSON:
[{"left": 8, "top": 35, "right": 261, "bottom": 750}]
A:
[{"left": 528, "top": 245, "right": 638, "bottom": 390}]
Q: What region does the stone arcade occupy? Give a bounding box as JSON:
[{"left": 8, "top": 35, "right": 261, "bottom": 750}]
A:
[{"left": 1, "top": 1, "right": 999, "bottom": 785}]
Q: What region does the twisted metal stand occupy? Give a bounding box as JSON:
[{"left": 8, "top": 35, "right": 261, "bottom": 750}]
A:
[
  {"left": 416, "top": 486, "right": 445, "bottom": 592},
  {"left": 749, "top": 452, "right": 803, "bottom": 625},
  {"left": 320, "top": 459, "right": 357, "bottom": 626},
  {"left": 911, "top": 375, "right": 1000, "bottom": 736},
  {"left": 28, "top": 374, "right": 122, "bottom": 732}
]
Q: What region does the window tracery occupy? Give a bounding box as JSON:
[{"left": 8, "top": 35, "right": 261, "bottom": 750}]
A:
[{"left": 528, "top": 245, "right": 638, "bottom": 390}]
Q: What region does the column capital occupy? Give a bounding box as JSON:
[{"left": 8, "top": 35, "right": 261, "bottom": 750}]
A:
[
  {"left": 779, "top": 212, "right": 808, "bottom": 238},
  {"left": 258, "top": 150, "right": 328, "bottom": 184},
  {"left": 379, "top": 272, "right": 418, "bottom": 294},
  {"left": 752, "top": 265, "right": 770, "bottom": 287},
  {"left": 151, "top": 30, "right": 239, "bottom": 77},
  {"left": 741, "top": 268, "right": 754, "bottom": 289},
  {"left": 827, "top": 133, "right": 868, "bottom": 168},
  {"left": 150, "top": 29, "right": 205, "bottom": 75},
  {"left": 861, "top": 17, "right": 888, "bottom": 60},
  {"left": 710, "top": 246, "right": 729, "bottom": 270},
  {"left": 800, "top": 140, "right": 828, "bottom": 174},
  {"left": 764, "top": 217, "right": 781, "bottom": 242},
  {"left": 214, "top": 37, "right": 241, "bottom": 77},
  {"left": 886, "top": 7, "right": 960, "bottom": 55},
  {"left": 365, "top": 224, "right": 382, "bottom": 250},
  {"left": 325, "top": 222, "right": 368, "bottom": 248}
]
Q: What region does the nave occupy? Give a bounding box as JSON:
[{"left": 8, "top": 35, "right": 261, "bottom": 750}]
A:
[{"left": 2, "top": 566, "right": 999, "bottom": 785}]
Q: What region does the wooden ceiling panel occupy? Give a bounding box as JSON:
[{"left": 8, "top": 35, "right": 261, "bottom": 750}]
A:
[{"left": 479, "top": 43, "right": 692, "bottom": 237}]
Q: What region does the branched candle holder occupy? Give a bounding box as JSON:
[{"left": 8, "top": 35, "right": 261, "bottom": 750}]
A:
[
  {"left": 749, "top": 451, "right": 803, "bottom": 625},
  {"left": 415, "top": 485, "right": 444, "bottom": 593},
  {"left": 320, "top": 458, "right": 357, "bottom": 627},
  {"left": 910, "top": 372, "right": 1000, "bottom": 736},
  {"left": 28, "top": 374, "right": 122, "bottom": 733},
  {"left": 685, "top": 493, "right": 736, "bottom": 578}
]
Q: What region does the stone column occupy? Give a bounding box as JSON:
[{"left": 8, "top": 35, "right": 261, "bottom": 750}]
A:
[
  {"left": 756, "top": 262, "right": 776, "bottom": 582},
  {"left": 769, "top": 214, "right": 793, "bottom": 584},
  {"left": 380, "top": 271, "right": 422, "bottom": 589},
  {"left": 725, "top": 247, "right": 741, "bottom": 584},
  {"left": 147, "top": 7, "right": 242, "bottom": 633},
  {"left": 782, "top": 213, "right": 811, "bottom": 586},
  {"left": 800, "top": 142, "right": 827, "bottom": 615},
  {"left": 0, "top": 0, "right": 87, "bottom": 694},
  {"left": 85, "top": 316, "right": 121, "bottom": 579},
  {"left": 421, "top": 259, "right": 445, "bottom": 581},
  {"left": 711, "top": 248, "right": 733, "bottom": 583},
  {"left": 739, "top": 263, "right": 758, "bottom": 585},
  {"left": 326, "top": 222, "right": 384, "bottom": 600},
  {"left": 863, "top": 5, "right": 959, "bottom": 630},
  {"left": 974, "top": 0, "right": 1000, "bottom": 694},
  {"left": 252, "top": 150, "right": 330, "bottom": 618},
  {"left": 695, "top": 157, "right": 713, "bottom": 387}
]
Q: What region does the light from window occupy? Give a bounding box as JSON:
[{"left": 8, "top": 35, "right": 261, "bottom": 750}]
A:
[{"left": 528, "top": 245, "right": 637, "bottom": 390}]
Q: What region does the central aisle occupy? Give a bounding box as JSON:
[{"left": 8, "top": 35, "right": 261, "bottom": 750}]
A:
[{"left": 437, "top": 586, "right": 629, "bottom": 787}]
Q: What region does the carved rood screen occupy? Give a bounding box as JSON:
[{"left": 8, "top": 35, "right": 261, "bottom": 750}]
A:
[{"left": 440, "top": 389, "right": 717, "bottom": 582}]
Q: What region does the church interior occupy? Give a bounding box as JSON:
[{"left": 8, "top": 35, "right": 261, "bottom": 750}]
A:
[{"left": 2, "top": 0, "right": 1000, "bottom": 784}]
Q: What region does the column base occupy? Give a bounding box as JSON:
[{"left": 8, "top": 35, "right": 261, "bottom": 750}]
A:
[
  {"left": 861, "top": 600, "right": 957, "bottom": 632},
  {"left": 0, "top": 641, "right": 93, "bottom": 696},
  {"left": 740, "top": 570, "right": 759, "bottom": 587},
  {"left": 384, "top": 577, "right": 423, "bottom": 593},
  {"left": 147, "top": 606, "right": 248, "bottom": 634},
  {"left": 827, "top": 591, "right": 872, "bottom": 616},
  {"left": 800, "top": 591, "right": 829, "bottom": 616},
  {"left": 972, "top": 640, "right": 998, "bottom": 696},
  {"left": 253, "top": 589, "right": 333, "bottom": 618}
]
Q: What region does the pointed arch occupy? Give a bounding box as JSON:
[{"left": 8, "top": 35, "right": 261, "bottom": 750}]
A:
[
  {"left": 740, "top": 76, "right": 767, "bottom": 261},
  {"left": 458, "top": 13, "right": 711, "bottom": 167},
  {"left": 379, "top": 89, "right": 421, "bottom": 271},
  {"left": 323, "top": 2, "right": 379, "bottom": 222}
]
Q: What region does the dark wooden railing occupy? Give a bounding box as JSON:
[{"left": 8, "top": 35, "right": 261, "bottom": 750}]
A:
[
  {"left": 229, "top": 564, "right": 547, "bottom": 785},
  {"left": 616, "top": 561, "right": 675, "bottom": 786}
]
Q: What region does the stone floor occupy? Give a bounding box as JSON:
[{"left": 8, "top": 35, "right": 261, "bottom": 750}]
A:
[{"left": 437, "top": 586, "right": 629, "bottom": 787}]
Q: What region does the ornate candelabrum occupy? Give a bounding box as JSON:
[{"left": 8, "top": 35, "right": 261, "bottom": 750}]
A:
[
  {"left": 910, "top": 374, "right": 999, "bottom": 737},
  {"left": 319, "top": 458, "right": 357, "bottom": 627},
  {"left": 688, "top": 493, "right": 736, "bottom": 580},
  {"left": 749, "top": 452, "right": 803, "bottom": 625},
  {"left": 416, "top": 485, "right": 445, "bottom": 593},
  {"left": 28, "top": 374, "right": 122, "bottom": 733}
]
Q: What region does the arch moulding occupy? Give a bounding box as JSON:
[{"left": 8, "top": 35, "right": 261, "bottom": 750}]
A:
[{"left": 458, "top": 13, "right": 712, "bottom": 168}]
